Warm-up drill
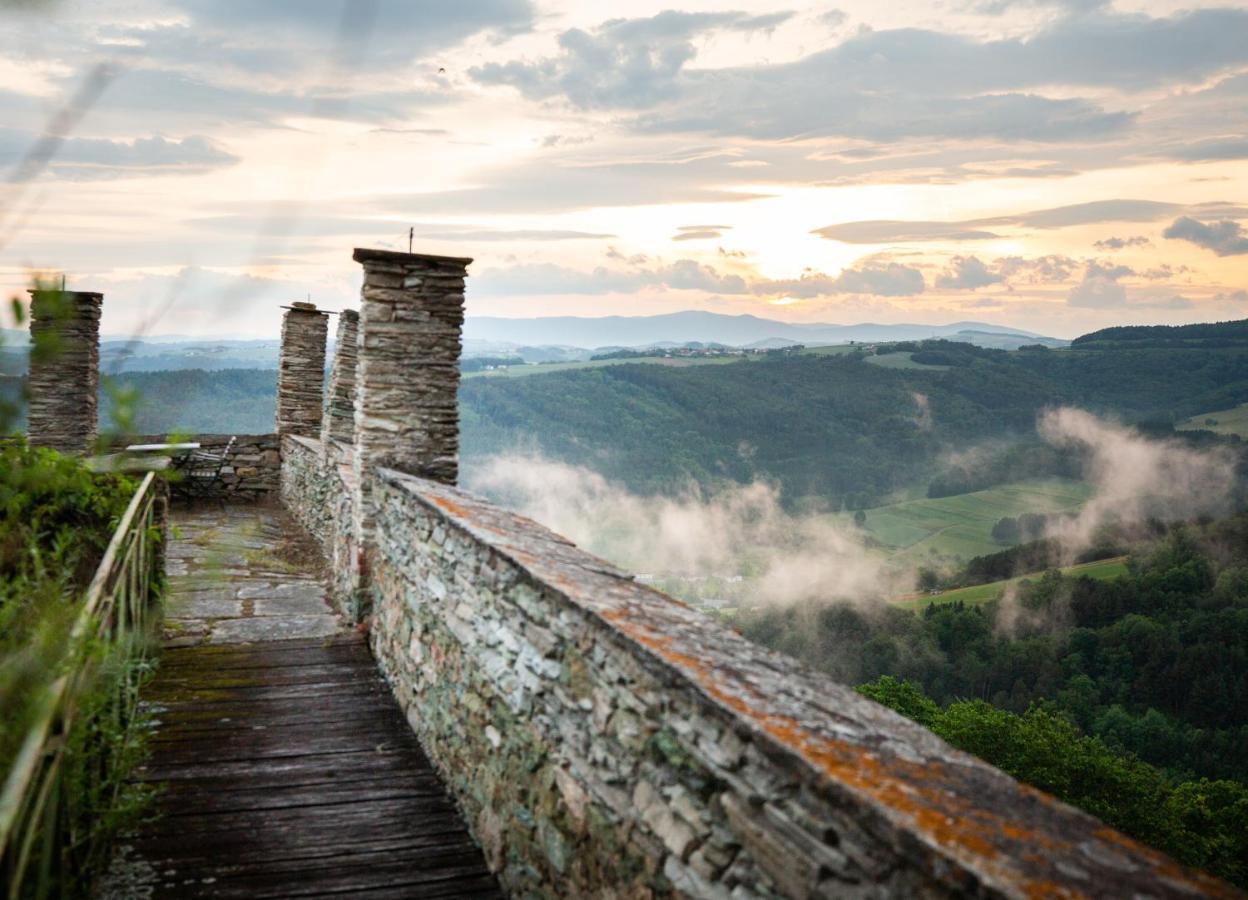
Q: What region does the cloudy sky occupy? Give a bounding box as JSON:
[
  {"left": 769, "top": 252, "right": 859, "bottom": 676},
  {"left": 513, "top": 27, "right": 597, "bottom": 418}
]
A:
[{"left": 0, "top": 0, "right": 1246, "bottom": 339}]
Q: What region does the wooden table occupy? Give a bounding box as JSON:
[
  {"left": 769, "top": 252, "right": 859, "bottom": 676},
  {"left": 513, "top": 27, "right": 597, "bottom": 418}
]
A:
[
  {"left": 125, "top": 442, "right": 201, "bottom": 454},
  {"left": 85, "top": 454, "right": 173, "bottom": 475}
]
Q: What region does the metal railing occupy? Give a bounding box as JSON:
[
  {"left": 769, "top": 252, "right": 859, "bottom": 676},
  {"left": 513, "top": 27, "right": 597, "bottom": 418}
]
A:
[{"left": 0, "top": 471, "right": 166, "bottom": 897}]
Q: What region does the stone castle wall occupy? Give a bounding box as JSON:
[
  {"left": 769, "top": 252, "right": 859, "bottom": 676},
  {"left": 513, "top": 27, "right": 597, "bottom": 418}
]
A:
[
  {"left": 281, "top": 434, "right": 360, "bottom": 615},
  {"left": 120, "top": 433, "right": 280, "bottom": 498},
  {"left": 280, "top": 439, "right": 1231, "bottom": 899}
]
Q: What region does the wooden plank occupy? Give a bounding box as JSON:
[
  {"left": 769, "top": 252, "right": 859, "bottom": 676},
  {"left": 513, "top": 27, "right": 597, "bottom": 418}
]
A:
[
  {"left": 154, "top": 852, "right": 497, "bottom": 899},
  {"left": 151, "top": 776, "right": 454, "bottom": 812},
  {"left": 128, "top": 514, "right": 499, "bottom": 898},
  {"left": 134, "top": 747, "right": 428, "bottom": 784}
]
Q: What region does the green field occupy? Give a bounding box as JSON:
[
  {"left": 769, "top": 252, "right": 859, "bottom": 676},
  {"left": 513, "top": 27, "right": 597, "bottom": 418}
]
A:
[
  {"left": 1177, "top": 402, "right": 1248, "bottom": 437},
  {"left": 893, "top": 556, "right": 1129, "bottom": 611},
  {"left": 863, "top": 351, "right": 950, "bottom": 371},
  {"left": 835, "top": 478, "right": 1094, "bottom": 566}
]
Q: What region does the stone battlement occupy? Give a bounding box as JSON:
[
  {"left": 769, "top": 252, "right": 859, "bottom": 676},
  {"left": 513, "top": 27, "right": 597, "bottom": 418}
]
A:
[{"left": 281, "top": 434, "right": 1237, "bottom": 899}]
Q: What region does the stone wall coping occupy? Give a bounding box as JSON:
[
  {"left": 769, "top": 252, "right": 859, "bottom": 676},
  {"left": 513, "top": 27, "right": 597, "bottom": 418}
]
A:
[
  {"left": 373, "top": 465, "right": 1238, "bottom": 899},
  {"left": 112, "top": 432, "right": 277, "bottom": 445},
  {"left": 26, "top": 289, "right": 103, "bottom": 299},
  {"left": 353, "top": 247, "right": 474, "bottom": 267},
  {"left": 285, "top": 434, "right": 321, "bottom": 454}
]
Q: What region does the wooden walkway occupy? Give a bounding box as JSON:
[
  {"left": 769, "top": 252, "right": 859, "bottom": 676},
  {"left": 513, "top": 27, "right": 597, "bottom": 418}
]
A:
[{"left": 110, "top": 506, "right": 501, "bottom": 899}]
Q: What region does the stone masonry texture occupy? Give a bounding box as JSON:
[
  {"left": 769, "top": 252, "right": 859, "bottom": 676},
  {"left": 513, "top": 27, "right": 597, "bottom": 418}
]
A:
[
  {"left": 351, "top": 247, "right": 471, "bottom": 488},
  {"left": 27, "top": 289, "right": 102, "bottom": 455},
  {"left": 119, "top": 433, "right": 280, "bottom": 499},
  {"left": 321, "top": 308, "right": 360, "bottom": 448},
  {"left": 282, "top": 434, "right": 362, "bottom": 619},
  {"left": 275, "top": 302, "right": 328, "bottom": 438},
  {"left": 279, "top": 439, "right": 1238, "bottom": 899}
]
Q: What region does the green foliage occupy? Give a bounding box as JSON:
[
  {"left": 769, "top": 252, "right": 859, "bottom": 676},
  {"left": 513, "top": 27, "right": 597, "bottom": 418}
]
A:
[
  {"left": 102, "top": 368, "right": 276, "bottom": 434},
  {"left": 860, "top": 676, "right": 1248, "bottom": 886},
  {"left": 461, "top": 342, "right": 1248, "bottom": 507},
  {"left": 741, "top": 517, "right": 1248, "bottom": 785},
  {"left": 0, "top": 439, "right": 155, "bottom": 894},
  {"left": 1073, "top": 318, "right": 1248, "bottom": 350},
  {"left": 857, "top": 675, "right": 939, "bottom": 727}
]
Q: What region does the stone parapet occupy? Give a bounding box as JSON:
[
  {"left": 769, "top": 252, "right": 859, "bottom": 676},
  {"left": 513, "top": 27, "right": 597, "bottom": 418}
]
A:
[
  {"left": 275, "top": 302, "right": 328, "bottom": 437},
  {"left": 354, "top": 465, "right": 1237, "bottom": 900},
  {"left": 117, "top": 433, "right": 280, "bottom": 498},
  {"left": 26, "top": 289, "right": 102, "bottom": 455},
  {"left": 281, "top": 434, "right": 363, "bottom": 619},
  {"left": 321, "top": 309, "right": 359, "bottom": 449}
]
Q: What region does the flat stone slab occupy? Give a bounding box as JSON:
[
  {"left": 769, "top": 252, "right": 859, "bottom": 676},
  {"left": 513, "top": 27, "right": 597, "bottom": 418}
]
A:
[
  {"left": 252, "top": 595, "right": 333, "bottom": 617},
  {"left": 164, "top": 593, "right": 243, "bottom": 619},
  {"left": 161, "top": 504, "right": 344, "bottom": 648},
  {"left": 209, "top": 615, "right": 342, "bottom": 643}
]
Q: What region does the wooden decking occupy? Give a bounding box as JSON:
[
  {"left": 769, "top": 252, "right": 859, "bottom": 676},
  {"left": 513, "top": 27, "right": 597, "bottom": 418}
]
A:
[{"left": 112, "top": 506, "right": 500, "bottom": 898}]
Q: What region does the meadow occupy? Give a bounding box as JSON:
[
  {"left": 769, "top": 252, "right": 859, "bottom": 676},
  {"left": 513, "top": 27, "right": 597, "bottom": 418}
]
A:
[
  {"left": 1177, "top": 402, "right": 1248, "bottom": 437},
  {"left": 835, "top": 477, "right": 1095, "bottom": 566},
  {"left": 892, "top": 556, "right": 1129, "bottom": 610}
]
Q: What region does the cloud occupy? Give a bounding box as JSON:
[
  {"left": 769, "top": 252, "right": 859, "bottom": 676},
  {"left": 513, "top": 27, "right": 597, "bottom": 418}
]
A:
[
  {"left": 815, "top": 199, "right": 1225, "bottom": 248},
  {"left": 472, "top": 8, "right": 1248, "bottom": 142},
  {"left": 169, "top": 0, "right": 534, "bottom": 70},
  {"left": 935, "top": 256, "right": 1004, "bottom": 290},
  {"left": 1067, "top": 261, "right": 1131, "bottom": 308},
  {"left": 672, "top": 225, "right": 731, "bottom": 242},
  {"left": 818, "top": 9, "right": 848, "bottom": 29},
  {"left": 465, "top": 455, "right": 906, "bottom": 605},
  {"left": 476, "top": 256, "right": 925, "bottom": 300},
  {"left": 367, "top": 156, "right": 773, "bottom": 214},
  {"left": 994, "top": 255, "right": 1080, "bottom": 283},
  {"left": 471, "top": 11, "right": 789, "bottom": 110},
  {"left": 1165, "top": 138, "right": 1248, "bottom": 162},
  {"left": 756, "top": 263, "right": 925, "bottom": 298},
  {"left": 0, "top": 129, "right": 238, "bottom": 179},
  {"left": 1037, "top": 408, "right": 1237, "bottom": 557},
  {"left": 1162, "top": 216, "right": 1248, "bottom": 256},
  {"left": 988, "top": 199, "right": 1180, "bottom": 228},
  {"left": 813, "top": 221, "right": 1000, "bottom": 243},
  {"left": 1093, "top": 235, "right": 1150, "bottom": 251},
  {"left": 474, "top": 258, "right": 749, "bottom": 297}
]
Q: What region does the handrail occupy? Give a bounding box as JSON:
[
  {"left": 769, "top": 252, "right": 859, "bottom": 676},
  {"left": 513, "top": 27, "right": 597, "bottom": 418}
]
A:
[{"left": 0, "top": 471, "right": 166, "bottom": 896}]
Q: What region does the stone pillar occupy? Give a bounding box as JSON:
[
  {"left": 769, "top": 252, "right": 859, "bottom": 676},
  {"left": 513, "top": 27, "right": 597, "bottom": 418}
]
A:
[
  {"left": 26, "top": 289, "right": 102, "bottom": 455},
  {"left": 320, "top": 309, "right": 359, "bottom": 449},
  {"left": 350, "top": 249, "right": 471, "bottom": 616},
  {"left": 352, "top": 248, "right": 471, "bottom": 486},
  {"left": 275, "top": 301, "right": 329, "bottom": 438}
]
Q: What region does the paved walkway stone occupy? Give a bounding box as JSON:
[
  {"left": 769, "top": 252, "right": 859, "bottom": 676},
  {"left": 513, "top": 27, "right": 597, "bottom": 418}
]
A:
[{"left": 163, "top": 504, "right": 345, "bottom": 646}]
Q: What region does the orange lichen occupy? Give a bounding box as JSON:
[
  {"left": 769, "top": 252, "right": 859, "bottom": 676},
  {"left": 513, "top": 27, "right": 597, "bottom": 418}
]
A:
[
  {"left": 407, "top": 481, "right": 1238, "bottom": 898},
  {"left": 593, "top": 605, "right": 1240, "bottom": 898}
]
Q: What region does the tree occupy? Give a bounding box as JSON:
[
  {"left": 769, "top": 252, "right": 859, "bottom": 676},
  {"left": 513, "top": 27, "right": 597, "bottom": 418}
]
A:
[{"left": 991, "top": 516, "right": 1021, "bottom": 544}]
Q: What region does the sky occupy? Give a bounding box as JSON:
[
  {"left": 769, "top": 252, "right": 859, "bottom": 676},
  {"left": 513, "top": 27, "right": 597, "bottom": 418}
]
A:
[{"left": 0, "top": 0, "right": 1246, "bottom": 340}]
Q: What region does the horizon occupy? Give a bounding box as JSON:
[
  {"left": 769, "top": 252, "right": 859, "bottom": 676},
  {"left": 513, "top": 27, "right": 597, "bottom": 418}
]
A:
[
  {"left": 0, "top": 309, "right": 1126, "bottom": 346},
  {"left": 1, "top": 1, "right": 1246, "bottom": 341}
]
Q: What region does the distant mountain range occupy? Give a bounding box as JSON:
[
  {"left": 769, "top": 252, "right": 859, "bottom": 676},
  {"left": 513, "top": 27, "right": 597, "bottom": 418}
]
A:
[
  {"left": 463, "top": 311, "right": 1060, "bottom": 350},
  {"left": 0, "top": 312, "right": 1067, "bottom": 373}
]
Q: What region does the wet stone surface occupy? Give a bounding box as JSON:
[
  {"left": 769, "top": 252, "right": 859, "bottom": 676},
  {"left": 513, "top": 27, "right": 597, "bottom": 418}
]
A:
[{"left": 163, "top": 503, "right": 344, "bottom": 646}]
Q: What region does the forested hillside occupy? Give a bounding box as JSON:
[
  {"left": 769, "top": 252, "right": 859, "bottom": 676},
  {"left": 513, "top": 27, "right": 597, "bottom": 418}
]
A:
[
  {"left": 7, "top": 337, "right": 1248, "bottom": 510},
  {"left": 739, "top": 515, "right": 1248, "bottom": 885},
  {"left": 462, "top": 340, "right": 1248, "bottom": 506}
]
